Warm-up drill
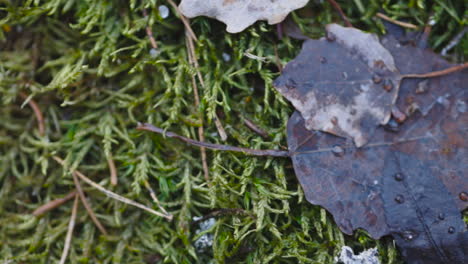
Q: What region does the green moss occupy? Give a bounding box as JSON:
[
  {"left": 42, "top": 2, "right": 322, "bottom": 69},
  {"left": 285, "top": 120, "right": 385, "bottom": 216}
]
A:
[{"left": 0, "top": 0, "right": 465, "bottom": 263}]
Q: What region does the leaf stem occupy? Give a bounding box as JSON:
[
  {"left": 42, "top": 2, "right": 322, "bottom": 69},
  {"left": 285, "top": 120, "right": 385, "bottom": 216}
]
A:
[{"left": 402, "top": 63, "right": 468, "bottom": 79}]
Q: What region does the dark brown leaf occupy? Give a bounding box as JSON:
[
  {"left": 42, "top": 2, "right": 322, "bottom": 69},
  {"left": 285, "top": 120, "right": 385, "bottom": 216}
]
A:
[{"left": 285, "top": 32, "right": 468, "bottom": 263}]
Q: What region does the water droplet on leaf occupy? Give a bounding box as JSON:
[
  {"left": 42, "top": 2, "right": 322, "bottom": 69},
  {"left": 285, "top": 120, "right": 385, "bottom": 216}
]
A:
[
  {"left": 331, "top": 145, "right": 345, "bottom": 157},
  {"left": 395, "top": 195, "right": 405, "bottom": 204},
  {"left": 394, "top": 173, "right": 404, "bottom": 181}
]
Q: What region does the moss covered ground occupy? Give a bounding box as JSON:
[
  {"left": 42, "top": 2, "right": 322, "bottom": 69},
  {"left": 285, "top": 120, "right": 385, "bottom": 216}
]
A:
[{"left": 0, "top": 0, "right": 466, "bottom": 263}]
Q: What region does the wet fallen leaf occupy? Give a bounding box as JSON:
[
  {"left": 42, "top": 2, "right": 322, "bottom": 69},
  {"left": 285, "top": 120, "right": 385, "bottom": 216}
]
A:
[
  {"left": 286, "top": 30, "right": 468, "bottom": 263},
  {"left": 179, "top": 0, "right": 309, "bottom": 33},
  {"left": 275, "top": 24, "right": 406, "bottom": 147}
]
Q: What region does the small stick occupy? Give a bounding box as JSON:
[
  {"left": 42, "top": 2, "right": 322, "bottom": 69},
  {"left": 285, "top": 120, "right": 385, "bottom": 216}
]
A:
[
  {"left": 185, "top": 32, "right": 210, "bottom": 182},
  {"left": 327, "top": 0, "right": 353, "bottom": 27},
  {"left": 143, "top": 179, "right": 170, "bottom": 216},
  {"left": 167, "top": 0, "right": 197, "bottom": 42},
  {"left": 402, "top": 62, "right": 468, "bottom": 79},
  {"left": 375, "top": 12, "right": 418, "bottom": 30},
  {"left": 33, "top": 190, "right": 78, "bottom": 216},
  {"left": 19, "top": 92, "right": 45, "bottom": 136},
  {"left": 107, "top": 155, "right": 118, "bottom": 186},
  {"left": 136, "top": 123, "right": 290, "bottom": 157},
  {"left": 213, "top": 115, "right": 228, "bottom": 141},
  {"left": 53, "top": 156, "right": 173, "bottom": 220},
  {"left": 71, "top": 169, "right": 108, "bottom": 235},
  {"left": 143, "top": 9, "right": 158, "bottom": 49},
  {"left": 184, "top": 26, "right": 227, "bottom": 141},
  {"left": 243, "top": 117, "right": 269, "bottom": 139},
  {"left": 59, "top": 194, "right": 79, "bottom": 264}
]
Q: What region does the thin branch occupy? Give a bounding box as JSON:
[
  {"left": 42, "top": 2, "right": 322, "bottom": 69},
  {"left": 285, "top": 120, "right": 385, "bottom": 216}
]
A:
[
  {"left": 327, "top": 0, "right": 353, "bottom": 27},
  {"left": 19, "top": 92, "right": 45, "bottom": 136},
  {"left": 143, "top": 9, "right": 158, "bottom": 49},
  {"left": 402, "top": 62, "right": 468, "bottom": 79},
  {"left": 182, "top": 14, "right": 227, "bottom": 141},
  {"left": 33, "top": 190, "right": 77, "bottom": 216},
  {"left": 375, "top": 12, "right": 418, "bottom": 30},
  {"left": 71, "top": 169, "right": 108, "bottom": 235},
  {"left": 59, "top": 194, "right": 79, "bottom": 264},
  {"left": 185, "top": 31, "right": 210, "bottom": 183},
  {"left": 107, "top": 155, "right": 118, "bottom": 186},
  {"left": 167, "top": 0, "right": 197, "bottom": 41},
  {"left": 136, "top": 123, "right": 290, "bottom": 157},
  {"left": 53, "top": 156, "right": 173, "bottom": 220}
]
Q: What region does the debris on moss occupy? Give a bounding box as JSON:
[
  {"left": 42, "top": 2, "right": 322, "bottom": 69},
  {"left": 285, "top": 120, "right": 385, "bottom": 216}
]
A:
[{"left": 0, "top": 0, "right": 465, "bottom": 263}]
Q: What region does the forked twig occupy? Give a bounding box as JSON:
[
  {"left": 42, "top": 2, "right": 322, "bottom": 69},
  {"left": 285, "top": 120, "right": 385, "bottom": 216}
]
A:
[
  {"left": 71, "top": 169, "right": 108, "bottom": 235},
  {"left": 53, "top": 156, "right": 173, "bottom": 220},
  {"left": 136, "top": 123, "right": 290, "bottom": 157},
  {"left": 59, "top": 194, "right": 79, "bottom": 264}
]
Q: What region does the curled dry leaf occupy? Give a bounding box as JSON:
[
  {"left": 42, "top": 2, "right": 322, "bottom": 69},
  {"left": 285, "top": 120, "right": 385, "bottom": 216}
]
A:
[
  {"left": 286, "top": 31, "right": 468, "bottom": 263},
  {"left": 179, "top": 0, "right": 309, "bottom": 33},
  {"left": 275, "top": 24, "right": 403, "bottom": 147}
]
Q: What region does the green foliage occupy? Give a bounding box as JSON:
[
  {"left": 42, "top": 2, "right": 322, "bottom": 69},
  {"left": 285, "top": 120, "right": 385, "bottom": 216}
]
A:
[{"left": 0, "top": 0, "right": 465, "bottom": 263}]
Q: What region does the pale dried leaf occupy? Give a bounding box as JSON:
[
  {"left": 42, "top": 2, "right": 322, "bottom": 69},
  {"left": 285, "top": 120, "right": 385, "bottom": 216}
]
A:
[{"left": 179, "top": 0, "right": 309, "bottom": 33}]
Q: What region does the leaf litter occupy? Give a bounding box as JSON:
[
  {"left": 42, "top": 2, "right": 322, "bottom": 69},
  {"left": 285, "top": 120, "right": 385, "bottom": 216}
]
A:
[
  {"left": 284, "top": 25, "right": 468, "bottom": 263},
  {"left": 137, "top": 22, "right": 468, "bottom": 264}
]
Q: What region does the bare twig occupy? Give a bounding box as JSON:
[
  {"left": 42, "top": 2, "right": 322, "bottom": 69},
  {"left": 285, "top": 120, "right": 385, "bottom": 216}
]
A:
[
  {"left": 181, "top": 13, "right": 227, "bottom": 141},
  {"left": 402, "top": 63, "right": 468, "bottom": 79},
  {"left": 213, "top": 114, "right": 228, "bottom": 141},
  {"left": 53, "top": 156, "right": 173, "bottom": 220},
  {"left": 375, "top": 12, "right": 418, "bottom": 30},
  {"left": 167, "top": 0, "right": 197, "bottom": 41},
  {"left": 327, "top": 0, "right": 353, "bottom": 27},
  {"left": 19, "top": 92, "right": 45, "bottom": 136},
  {"left": 107, "top": 155, "right": 118, "bottom": 186},
  {"left": 143, "top": 179, "right": 170, "bottom": 216},
  {"left": 59, "top": 194, "right": 79, "bottom": 264},
  {"left": 136, "top": 123, "right": 290, "bottom": 157},
  {"left": 185, "top": 31, "right": 210, "bottom": 182},
  {"left": 243, "top": 117, "right": 269, "bottom": 139},
  {"left": 33, "top": 190, "right": 77, "bottom": 216},
  {"left": 143, "top": 9, "right": 158, "bottom": 49},
  {"left": 71, "top": 168, "right": 108, "bottom": 235}
]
